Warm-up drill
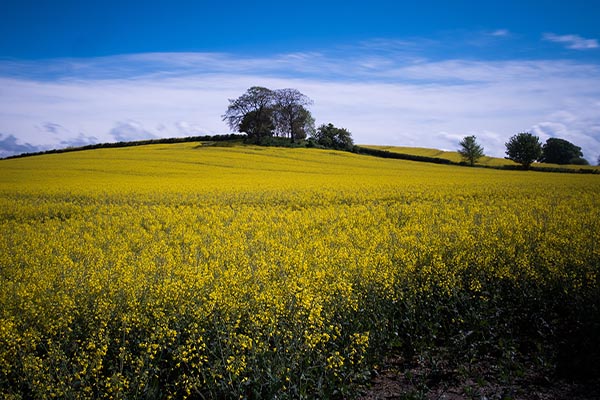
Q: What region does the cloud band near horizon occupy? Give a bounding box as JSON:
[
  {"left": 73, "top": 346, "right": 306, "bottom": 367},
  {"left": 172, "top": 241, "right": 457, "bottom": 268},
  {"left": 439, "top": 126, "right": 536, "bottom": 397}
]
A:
[{"left": 1, "top": 48, "right": 600, "bottom": 161}]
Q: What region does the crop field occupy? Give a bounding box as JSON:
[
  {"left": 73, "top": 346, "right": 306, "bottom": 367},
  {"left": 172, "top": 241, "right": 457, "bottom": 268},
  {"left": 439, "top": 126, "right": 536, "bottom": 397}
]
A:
[
  {"left": 361, "top": 144, "right": 600, "bottom": 170},
  {"left": 1, "top": 143, "right": 599, "bottom": 399}
]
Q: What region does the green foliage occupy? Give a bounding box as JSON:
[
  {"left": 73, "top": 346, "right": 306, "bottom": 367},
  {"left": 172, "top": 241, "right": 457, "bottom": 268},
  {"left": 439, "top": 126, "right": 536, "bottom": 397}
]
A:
[
  {"left": 457, "top": 135, "right": 484, "bottom": 166},
  {"left": 251, "top": 136, "right": 309, "bottom": 148},
  {"left": 311, "top": 123, "right": 354, "bottom": 151},
  {"left": 505, "top": 132, "right": 542, "bottom": 169},
  {"left": 570, "top": 157, "right": 589, "bottom": 165},
  {"left": 354, "top": 146, "right": 452, "bottom": 164},
  {"left": 239, "top": 110, "right": 275, "bottom": 143},
  {"left": 222, "top": 86, "right": 275, "bottom": 142},
  {"left": 540, "top": 137, "right": 585, "bottom": 165},
  {"left": 287, "top": 104, "right": 315, "bottom": 141}
]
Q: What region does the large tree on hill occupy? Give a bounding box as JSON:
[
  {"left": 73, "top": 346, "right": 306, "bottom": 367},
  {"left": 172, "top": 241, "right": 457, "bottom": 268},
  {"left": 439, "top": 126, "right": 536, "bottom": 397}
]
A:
[
  {"left": 222, "top": 86, "right": 275, "bottom": 143},
  {"left": 272, "top": 88, "right": 314, "bottom": 143},
  {"left": 223, "top": 87, "right": 315, "bottom": 144},
  {"left": 539, "top": 137, "right": 586, "bottom": 165},
  {"left": 505, "top": 132, "right": 542, "bottom": 169},
  {"left": 458, "top": 135, "right": 484, "bottom": 166}
]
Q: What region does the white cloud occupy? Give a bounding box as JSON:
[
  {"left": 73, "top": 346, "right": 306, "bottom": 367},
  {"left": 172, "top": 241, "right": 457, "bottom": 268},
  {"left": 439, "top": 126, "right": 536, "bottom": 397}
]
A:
[
  {"left": 490, "top": 29, "right": 510, "bottom": 37},
  {"left": 543, "top": 33, "right": 599, "bottom": 50},
  {"left": 1, "top": 51, "right": 600, "bottom": 160},
  {"left": 110, "top": 121, "right": 157, "bottom": 142},
  {"left": 175, "top": 121, "right": 209, "bottom": 135}
]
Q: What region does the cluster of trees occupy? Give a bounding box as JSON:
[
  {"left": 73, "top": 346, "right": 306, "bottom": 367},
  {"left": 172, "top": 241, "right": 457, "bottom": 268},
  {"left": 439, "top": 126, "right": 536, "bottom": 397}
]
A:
[
  {"left": 223, "top": 86, "right": 315, "bottom": 144},
  {"left": 505, "top": 133, "right": 588, "bottom": 168},
  {"left": 459, "top": 133, "right": 590, "bottom": 169},
  {"left": 223, "top": 87, "right": 353, "bottom": 150}
]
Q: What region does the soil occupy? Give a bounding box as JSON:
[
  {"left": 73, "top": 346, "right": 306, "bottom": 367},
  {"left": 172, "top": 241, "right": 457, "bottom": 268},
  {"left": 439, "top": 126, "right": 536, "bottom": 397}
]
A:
[{"left": 356, "top": 354, "right": 600, "bottom": 400}]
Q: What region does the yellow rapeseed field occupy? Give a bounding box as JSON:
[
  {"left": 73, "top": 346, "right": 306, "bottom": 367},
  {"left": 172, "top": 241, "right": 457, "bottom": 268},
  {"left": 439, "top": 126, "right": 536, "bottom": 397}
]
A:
[
  {"left": 362, "top": 144, "right": 600, "bottom": 170},
  {"left": 1, "top": 142, "right": 599, "bottom": 398}
]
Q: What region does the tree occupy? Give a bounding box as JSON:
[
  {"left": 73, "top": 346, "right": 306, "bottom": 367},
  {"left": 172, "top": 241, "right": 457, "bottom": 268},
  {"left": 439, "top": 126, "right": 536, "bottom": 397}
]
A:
[
  {"left": 457, "top": 135, "right": 484, "bottom": 166},
  {"left": 223, "top": 86, "right": 315, "bottom": 144},
  {"left": 505, "top": 132, "right": 542, "bottom": 169},
  {"left": 222, "top": 86, "right": 275, "bottom": 143},
  {"left": 570, "top": 157, "right": 589, "bottom": 166},
  {"left": 290, "top": 107, "right": 316, "bottom": 141},
  {"left": 238, "top": 110, "right": 274, "bottom": 140},
  {"left": 272, "top": 88, "right": 314, "bottom": 143},
  {"left": 598, "top": 155, "right": 600, "bottom": 166},
  {"left": 311, "top": 123, "right": 354, "bottom": 150},
  {"left": 539, "top": 138, "right": 585, "bottom": 165}
]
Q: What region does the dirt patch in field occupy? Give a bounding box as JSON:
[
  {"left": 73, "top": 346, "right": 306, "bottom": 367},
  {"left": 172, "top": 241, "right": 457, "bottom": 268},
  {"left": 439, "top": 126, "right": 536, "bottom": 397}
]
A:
[{"left": 357, "top": 355, "right": 600, "bottom": 400}]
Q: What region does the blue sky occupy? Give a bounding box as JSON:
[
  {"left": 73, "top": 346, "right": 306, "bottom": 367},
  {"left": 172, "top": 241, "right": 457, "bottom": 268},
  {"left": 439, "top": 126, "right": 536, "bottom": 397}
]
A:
[{"left": 1, "top": 0, "right": 600, "bottom": 160}]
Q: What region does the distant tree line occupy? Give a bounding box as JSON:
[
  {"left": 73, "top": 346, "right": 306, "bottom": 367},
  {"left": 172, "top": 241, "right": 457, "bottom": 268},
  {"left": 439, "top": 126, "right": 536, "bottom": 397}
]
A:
[
  {"left": 458, "top": 133, "right": 591, "bottom": 170},
  {"left": 505, "top": 133, "right": 588, "bottom": 169},
  {"left": 353, "top": 146, "right": 453, "bottom": 164}
]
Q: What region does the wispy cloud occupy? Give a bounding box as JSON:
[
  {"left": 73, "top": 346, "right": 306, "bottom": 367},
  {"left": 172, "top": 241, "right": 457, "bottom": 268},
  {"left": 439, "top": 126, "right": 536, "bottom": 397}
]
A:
[
  {"left": 490, "top": 29, "right": 510, "bottom": 37},
  {"left": 42, "top": 122, "right": 65, "bottom": 135},
  {"left": 543, "top": 33, "right": 599, "bottom": 50},
  {"left": 1, "top": 48, "right": 600, "bottom": 160}
]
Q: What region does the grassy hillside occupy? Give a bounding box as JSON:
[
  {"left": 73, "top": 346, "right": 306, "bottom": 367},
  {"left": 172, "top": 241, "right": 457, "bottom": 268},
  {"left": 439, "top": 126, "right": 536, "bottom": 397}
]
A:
[{"left": 1, "top": 143, "right": 599, "bottom": 398}]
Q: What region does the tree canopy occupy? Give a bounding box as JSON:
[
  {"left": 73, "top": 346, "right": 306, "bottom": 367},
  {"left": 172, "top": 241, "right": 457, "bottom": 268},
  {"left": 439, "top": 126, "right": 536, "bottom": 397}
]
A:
[
  {"left": 311, "top": 123, "right": 354, "bottom": 150},
  {"left": 505, "top": 132, "right": 542, "bottom": 169},
  {"left": 222, "top": 86, "right": 274, "bottom": 143},
  {"left": 272, "top": 88, "right": 314, "bottom": 143},
  {"left": 458, "top": 135, "right": 484, "bottom": 166},
  {"left": 222, "top": 87, "right": 314, "bottom": 144},
  {"left": 540, "top": 138, "right": 586, "bottom": 165},
  {"left": 238, "top": 109, "right": 274, "bottom": 140}
]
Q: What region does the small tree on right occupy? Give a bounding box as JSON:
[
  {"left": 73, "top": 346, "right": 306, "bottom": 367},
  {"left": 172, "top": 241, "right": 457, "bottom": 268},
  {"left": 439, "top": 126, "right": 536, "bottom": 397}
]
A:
[
  {"left": 458, "top": 135, "right": 484, "bottom": 166},
  {"left": 505, "top": 132, "right": 542, "bottom": 169}
]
